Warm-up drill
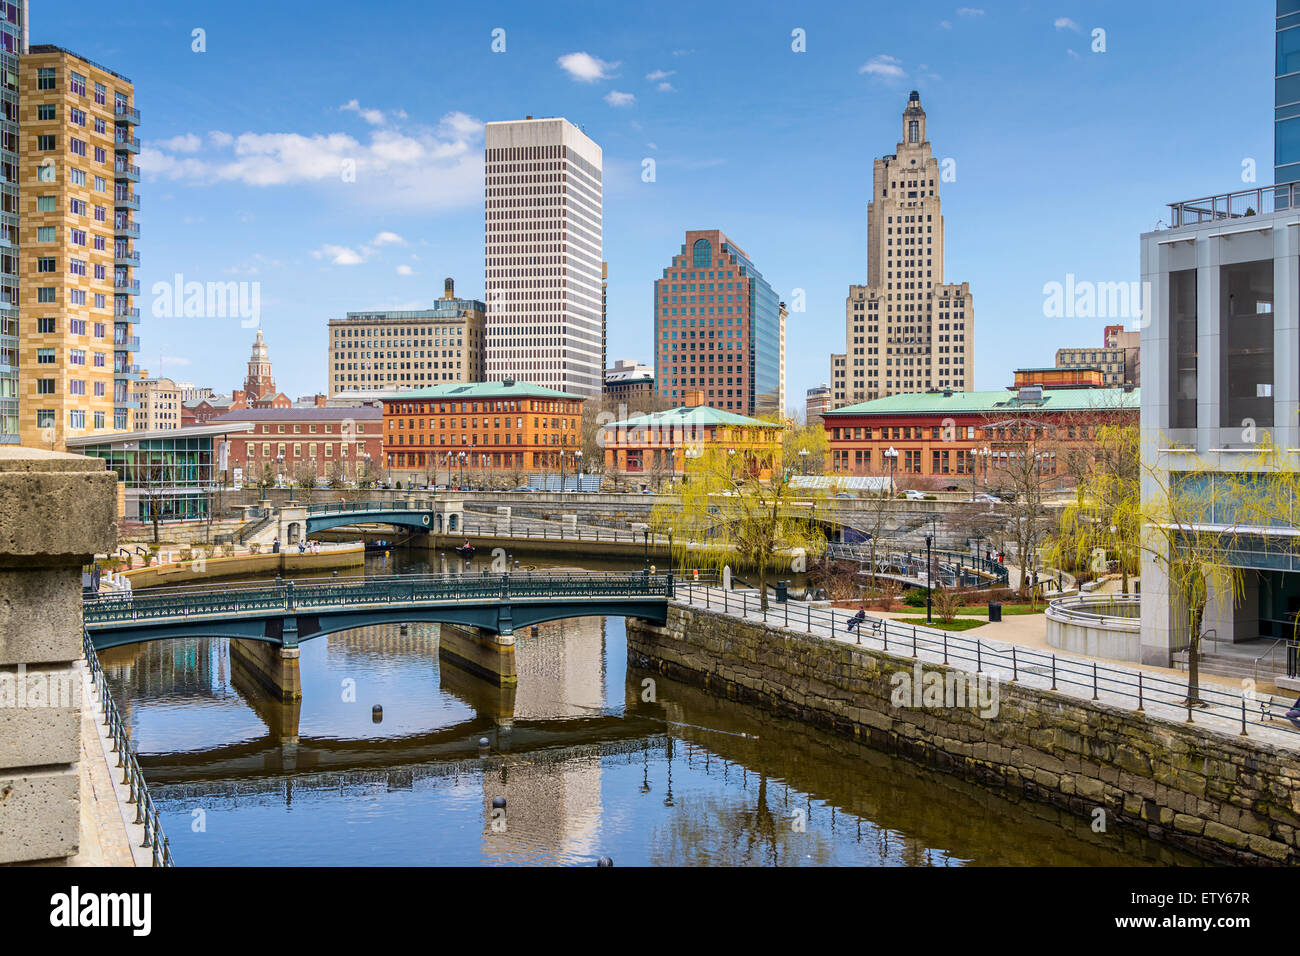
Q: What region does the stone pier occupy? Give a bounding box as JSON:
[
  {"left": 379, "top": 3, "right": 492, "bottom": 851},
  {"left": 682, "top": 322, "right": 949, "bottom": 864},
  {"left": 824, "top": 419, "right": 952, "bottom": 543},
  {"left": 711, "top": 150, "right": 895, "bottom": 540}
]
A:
[
  {"left": 0, "top": 448, "right": 117, "bottom": 865},
  {"left": 229, "top": 639, "right": 302, "bottom": 701},
  {"left": 437, "top": 624, "right": 517, "bottom": 686}
]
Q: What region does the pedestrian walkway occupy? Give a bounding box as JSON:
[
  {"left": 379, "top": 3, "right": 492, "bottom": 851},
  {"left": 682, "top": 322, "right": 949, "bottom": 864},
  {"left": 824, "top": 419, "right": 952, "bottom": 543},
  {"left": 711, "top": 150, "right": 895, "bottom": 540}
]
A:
[
  {"left": 69, "top": 661, "right": 150, "bottom": 867},
  {"left": 674, "top": 584, "right": 1300, "bottom": 752}
]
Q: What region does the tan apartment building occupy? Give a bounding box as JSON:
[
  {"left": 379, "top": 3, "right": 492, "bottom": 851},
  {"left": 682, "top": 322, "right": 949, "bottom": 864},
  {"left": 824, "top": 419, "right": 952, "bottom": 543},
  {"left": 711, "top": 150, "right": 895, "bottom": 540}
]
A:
[
  {"left": 17, "top": 45, "right": 138, "bottom": 446},
  {"left": 328, "top": 278, "right": 485, "bottom": 396},
  {"left": 831, "top": 91, "right": 973, "bottom": 409},
  {"left": 130, "top": 374, "right": 180, "bottom": 431}
]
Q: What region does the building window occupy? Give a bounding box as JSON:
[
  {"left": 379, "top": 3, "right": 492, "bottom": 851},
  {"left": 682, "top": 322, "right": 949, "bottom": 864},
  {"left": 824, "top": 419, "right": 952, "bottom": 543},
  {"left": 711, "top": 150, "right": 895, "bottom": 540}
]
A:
[
  {"left": 692, "top": 238, "right": 712, "bottom": 268},
  {"left": 37, "top": 104, "right": 54, "bottom": 120},
  {"left": 1220, "top": 260, "right": 1274, "bottom": 428},
  {"left": 69, "top": 72, "right": 86, "bottom": 96},
  {"left": 36, "top": 134, "right": 55, "bottom": 150},
  {"left": 37, "top": 68, "right": 55, "bottom": 90}
]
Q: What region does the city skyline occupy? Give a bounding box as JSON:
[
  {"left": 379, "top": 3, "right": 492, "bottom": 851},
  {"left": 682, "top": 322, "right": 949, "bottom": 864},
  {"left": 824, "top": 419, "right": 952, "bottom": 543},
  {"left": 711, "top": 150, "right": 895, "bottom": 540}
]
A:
[{"left": 24, "top": 0, "right": 1275, "bottom": 413}]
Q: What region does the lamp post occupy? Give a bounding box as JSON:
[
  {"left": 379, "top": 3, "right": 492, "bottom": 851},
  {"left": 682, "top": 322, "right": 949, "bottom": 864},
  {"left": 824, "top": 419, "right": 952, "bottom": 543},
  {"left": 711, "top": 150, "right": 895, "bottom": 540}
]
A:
[
  {"left": 979, "top": 446, "right": 990, "bottom": 492},
  {"left": 643, "top": 527, "right": 650, "bottom": 572},
  {"left": 798, "top": 447, "right": 809, "bottom": 475},
  {"left": 575, "top": 450, "right": 583, "bottom": 490},
  {"left": 925, "top": 533, "right": 934, "bottom": 623},
  {"left": 884, "top": 446, "right": 898, "bottom": 496}
]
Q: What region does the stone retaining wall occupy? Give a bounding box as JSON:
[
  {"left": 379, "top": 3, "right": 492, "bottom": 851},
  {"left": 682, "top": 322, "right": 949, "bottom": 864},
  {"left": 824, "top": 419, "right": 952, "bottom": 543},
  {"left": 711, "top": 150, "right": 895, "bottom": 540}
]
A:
[{"left": 626, "top": 603, "right": 1300, "bottom": 865}]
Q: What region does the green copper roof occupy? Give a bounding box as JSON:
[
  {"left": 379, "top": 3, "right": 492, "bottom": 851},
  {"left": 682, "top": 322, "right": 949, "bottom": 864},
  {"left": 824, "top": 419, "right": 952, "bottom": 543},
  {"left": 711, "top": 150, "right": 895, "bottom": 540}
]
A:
[
  {"left": 605, "top": 405, "right": 776, "bottom": 430},
  {"left": 377, "top": 381, "right": 586, "bottom": 401},
  {"left": 824, "top": 387, "right": 1140, "bottom": 417}
]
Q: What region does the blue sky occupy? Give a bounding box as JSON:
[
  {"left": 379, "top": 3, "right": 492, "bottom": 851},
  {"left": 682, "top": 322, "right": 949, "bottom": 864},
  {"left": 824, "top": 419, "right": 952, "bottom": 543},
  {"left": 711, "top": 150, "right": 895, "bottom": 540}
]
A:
[{"left": 40, "top": 0, "right": 1273, "bottom": 408}]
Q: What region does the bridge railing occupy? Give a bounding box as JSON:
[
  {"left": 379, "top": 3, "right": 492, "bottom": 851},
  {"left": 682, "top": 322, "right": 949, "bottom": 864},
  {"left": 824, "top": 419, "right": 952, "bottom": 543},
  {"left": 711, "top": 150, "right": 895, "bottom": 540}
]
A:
[
  {"left": 83, "top": 570, "right": 686, "bottom": 626},
  {"left": 306, "top": 501, "right": 424, "bottom": 515},
  {"left": 81, "top": 628, "right": 175, "bottom": 866},
  {"left": 672, "top": 579, "right": 1300, "bottom": 742}
]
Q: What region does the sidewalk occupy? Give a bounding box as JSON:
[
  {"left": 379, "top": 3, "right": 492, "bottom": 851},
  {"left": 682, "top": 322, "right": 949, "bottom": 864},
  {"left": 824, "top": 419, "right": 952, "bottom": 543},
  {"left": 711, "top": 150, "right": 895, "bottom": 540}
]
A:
[{"left": 69, "top": 662, "right": 151, "bottom": 867}]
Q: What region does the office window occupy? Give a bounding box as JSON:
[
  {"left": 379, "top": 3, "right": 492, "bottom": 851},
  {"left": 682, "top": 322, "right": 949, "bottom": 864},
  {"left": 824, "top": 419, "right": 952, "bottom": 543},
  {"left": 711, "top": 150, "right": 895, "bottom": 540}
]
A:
[
  {"left": 37, "top": 317, "right": 55, "bottom": 333},
  {"left": 36, "top": 163, "right": 55, "bottom": 182},
  {"left": 36, "top": 104, "right": 54, "bottom": 120},
  {"left": 1220, "top": 260, "right": 1274, "bottom": 428},
  {"left": 36, "top": 68, "right": 54, "bottom": 90},
  {"left": 36, "top": 256, "right": 54, "bottom": 272},
  {"left": 69, "top": 72, "right": 85, "bottom": 96},
  {"left": 36, "top": 195, "right": 54, "bottom": 212},
  {"left": 37, "top": 287, "right": 55, "bottom": 303},
  {"left": 37, "top": 378, "right": 55, "bottom": 394},
  {"left": 37, "top": 226, "right": 54, "bottom": 242},
  {"left": 36, "top": 134, "right": 54, "bottom": 150}
]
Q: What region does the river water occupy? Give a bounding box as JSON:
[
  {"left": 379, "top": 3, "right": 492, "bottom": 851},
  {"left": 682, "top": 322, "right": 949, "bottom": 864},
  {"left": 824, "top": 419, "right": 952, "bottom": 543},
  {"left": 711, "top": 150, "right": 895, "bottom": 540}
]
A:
[{"left": 100, "top": 550, "right": 1204, "bottom": 866}]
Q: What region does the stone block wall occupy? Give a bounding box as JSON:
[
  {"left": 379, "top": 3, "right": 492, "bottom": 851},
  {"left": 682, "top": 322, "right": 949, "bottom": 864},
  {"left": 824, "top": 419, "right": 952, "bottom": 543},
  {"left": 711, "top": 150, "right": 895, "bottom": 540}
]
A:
[
  {"left": 0, "top": 448, "right": 117, "bottom": 864},
  {"left": 627, "top": 603, "right": 1300, "bottom": 865}
]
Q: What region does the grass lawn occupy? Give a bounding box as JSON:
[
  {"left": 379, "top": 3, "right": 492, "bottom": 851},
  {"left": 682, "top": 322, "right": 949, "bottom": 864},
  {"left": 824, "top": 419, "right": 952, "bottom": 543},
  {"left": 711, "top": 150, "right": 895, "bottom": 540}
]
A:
[{"left": 896, "top": 616, "right": 988, "bottom": 631}]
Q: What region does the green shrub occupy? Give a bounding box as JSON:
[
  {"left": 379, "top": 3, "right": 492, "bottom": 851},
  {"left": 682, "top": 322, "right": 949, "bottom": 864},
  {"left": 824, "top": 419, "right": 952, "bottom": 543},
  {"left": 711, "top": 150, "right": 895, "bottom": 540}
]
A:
[{"left": 902, "top": 588, "right": 928, "bottom": 607}]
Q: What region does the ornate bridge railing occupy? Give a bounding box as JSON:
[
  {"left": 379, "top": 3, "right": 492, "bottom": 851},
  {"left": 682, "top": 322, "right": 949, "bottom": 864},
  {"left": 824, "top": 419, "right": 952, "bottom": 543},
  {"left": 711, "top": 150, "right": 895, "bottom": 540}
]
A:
[
  {"left": 83, "top": 571, "right": 677, "bottom": 629},
  {"left": 305, "top": 501, "right": 427, "bottom": 515}
]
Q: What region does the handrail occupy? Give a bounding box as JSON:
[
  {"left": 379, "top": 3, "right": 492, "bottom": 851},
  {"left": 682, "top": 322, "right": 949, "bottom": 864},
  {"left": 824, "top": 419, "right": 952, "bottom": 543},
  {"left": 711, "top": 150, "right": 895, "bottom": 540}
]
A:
[
  {"left": 81, "top": 627, "right": 174, "bottom": 866},
  {"left": 673, "top": 579, "right": 1300, "bottom": 743}
]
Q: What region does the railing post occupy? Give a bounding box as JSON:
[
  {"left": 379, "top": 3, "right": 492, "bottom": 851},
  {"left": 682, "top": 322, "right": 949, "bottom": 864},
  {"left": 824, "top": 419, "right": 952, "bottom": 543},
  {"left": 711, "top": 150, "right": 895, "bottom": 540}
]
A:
[
  {"left": 911, "top": 625, "right": 917, "bottom": 658},
  {"left": 1051, "top": 654, "right": 1056, "bottom": 690},
  {"left": 976, "top": 640, "right": 981, "bottom": 674},
  {"left": 807, "top": 603, "right": 811, "bottom": 633},
  {"left": 1241, "top": 694, "right": 1248, "bottom": 736},
  {"left": 942, "top": 630, "right": 948, "bottom": 665},
  {"left": 1136, "top": 672, "right": 1143, "bottom": 712},
  {"left": 1011, "top": 646, "right": 1017, "bottom": 682},
  {"left": 1092, "top": 662, "right": 1098, "bottom": 700}
]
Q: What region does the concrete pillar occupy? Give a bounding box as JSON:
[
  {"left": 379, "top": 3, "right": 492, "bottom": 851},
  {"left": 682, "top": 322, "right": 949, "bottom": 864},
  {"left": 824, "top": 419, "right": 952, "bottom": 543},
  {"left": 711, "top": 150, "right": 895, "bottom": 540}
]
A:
[
  {"left": 228, "top": 639, "right": 302, "bottom": 701},
  {"left": 561, "top": 514, "right": 577, "bottom": 535},
  {"left": 496, "top": 506, "right": 511, "bottom": 535},
  {"left": 0, "top": 447, "right": 117, "bottom": 864},
  {"left": 438, "top": 624, "right": 517, "bottom": 686}
]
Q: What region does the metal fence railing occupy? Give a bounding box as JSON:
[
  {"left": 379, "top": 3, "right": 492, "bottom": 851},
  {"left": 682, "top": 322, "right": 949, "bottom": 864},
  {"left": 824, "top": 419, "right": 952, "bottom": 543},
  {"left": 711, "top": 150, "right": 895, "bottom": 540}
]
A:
[
  {"left": 84, "top": 570, "right": 679, "bottom": 628},
  {"left": 81, "top": 627, "right": 174, "bottom": 866},
  {"left": 672, "top": 579, "right": 1300, "bottom": 744}
]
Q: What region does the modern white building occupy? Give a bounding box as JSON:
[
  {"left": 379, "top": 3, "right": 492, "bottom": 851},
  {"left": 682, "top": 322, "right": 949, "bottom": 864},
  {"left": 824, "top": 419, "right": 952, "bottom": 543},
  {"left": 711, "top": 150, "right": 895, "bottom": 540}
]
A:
[
  {"left": 484, "top": 117, "right": 604, "bottom": 398},
  {"left": 1139, "top": 185, "right": 1300, "bottom": 673}
]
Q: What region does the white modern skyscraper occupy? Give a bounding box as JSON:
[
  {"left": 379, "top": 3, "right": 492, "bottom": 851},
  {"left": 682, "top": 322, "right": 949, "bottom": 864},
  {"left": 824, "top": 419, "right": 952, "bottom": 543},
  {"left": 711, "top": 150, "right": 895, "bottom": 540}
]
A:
[{"left": 484, "top": 117, "right": 603, "bottom": 398}]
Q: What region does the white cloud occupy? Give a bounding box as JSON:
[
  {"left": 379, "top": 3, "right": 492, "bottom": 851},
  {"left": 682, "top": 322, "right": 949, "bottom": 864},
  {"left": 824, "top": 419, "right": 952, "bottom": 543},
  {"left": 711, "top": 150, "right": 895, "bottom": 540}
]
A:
[
  {"left": 312, "top": 244, "right": 367, "bottom": 266},
  {"left": 139, "top": 110, "right": 486, "bottom": 211},
  {"left": 1055, "top": 17, "right": 1081, "bottom": 31},
  {"left": 340, "top": 98, "right": 387, "bottom": 125},
  {"left": 604, "top": 90, "right": 636, "bottom": 108},
  {"left": 656, "top": 82, "right": 675, "bottom": 92},
  {"left": 372, "top": 231, "right": 405, "bottom": 246},
  {"left": 646, "top": 69, "right": 675, "bottom": 81},
  {"left": 859, "top": 55, "right": 905, "bottom": 78},
  {"left": 940, "top": 19, "right": 952, "bottom": 28},
  {"left": 155, "top": 133, "right": 201, "bottom": 153},
  {"left": 159, "top": 355, "right": 191, "bottom": 366},
  {"left": 396, "top": 264, "right": 414, "bottom": 276},
  {"left": 957, "top": 7, "right": 985, "bottom": 15},
  {"left": 557, "top": 52, "right": 619, "bottom": 83}
]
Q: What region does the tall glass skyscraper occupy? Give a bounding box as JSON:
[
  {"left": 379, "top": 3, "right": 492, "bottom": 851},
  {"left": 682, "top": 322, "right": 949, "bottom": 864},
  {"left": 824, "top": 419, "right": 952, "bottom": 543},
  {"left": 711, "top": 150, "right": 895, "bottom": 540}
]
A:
[{"left": 1277, "top": 1, "right": 1300, "bottom": 201}]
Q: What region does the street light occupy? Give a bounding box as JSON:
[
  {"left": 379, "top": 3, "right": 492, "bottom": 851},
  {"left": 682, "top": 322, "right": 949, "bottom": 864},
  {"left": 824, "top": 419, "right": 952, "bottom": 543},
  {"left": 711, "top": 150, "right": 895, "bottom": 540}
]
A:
[
  {"left": 883, "top": 446, "right": 898, "bottom": 496},
  {"left": 643, "top": 527, "right": 650, "bottom": 572},
  {"left": 798, "top": 447, "right": 809, "bottom": 475},
  {"left": 925, "top": 533, "right": 934, "bottom": 623}
]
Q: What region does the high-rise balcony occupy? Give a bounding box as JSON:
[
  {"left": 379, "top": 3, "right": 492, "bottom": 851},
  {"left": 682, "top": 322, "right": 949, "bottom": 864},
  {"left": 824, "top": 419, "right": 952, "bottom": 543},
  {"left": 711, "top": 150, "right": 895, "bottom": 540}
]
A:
[
  {"left": 114, "top": 221, "right": 139, "bottom": 238},
  {"left": 113, "top": 277, "right": 140, "bottom": 294},
  {"left": 113, "top": 333, "right": 140, "bottom": 350},
  {"left": 115, "top": 250, "right": 139, "bottom": 267},
  {"left": 114, "top": 161, "right": 140, "bottom": 183},
  {"left": 114, "top": 134, "right": 140, "bottom": 154},
  {"left": 114, "top": 304, "right": 140, "bottom": 319},
  {"left": 114, "top": 191, "right": 140, "bottom": 211},
  {"left": 114, "top": 103, "right": 141, "bottom": 125}
]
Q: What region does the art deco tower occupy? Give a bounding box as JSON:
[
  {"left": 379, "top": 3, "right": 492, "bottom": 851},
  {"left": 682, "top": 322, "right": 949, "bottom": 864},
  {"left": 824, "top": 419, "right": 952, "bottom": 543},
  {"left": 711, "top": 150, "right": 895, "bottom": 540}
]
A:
[{"left": 831, "top": 91, "right": 973, "bottom": 408}]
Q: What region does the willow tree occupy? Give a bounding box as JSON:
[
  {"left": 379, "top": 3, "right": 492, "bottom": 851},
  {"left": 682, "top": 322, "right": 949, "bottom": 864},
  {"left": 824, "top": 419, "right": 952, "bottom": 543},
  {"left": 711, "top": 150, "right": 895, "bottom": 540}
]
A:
[
  {"left": 1048, "top": 422, "right": 1141, "bottom": 592},
  {"left": 651, "top": 434, "right": 828, "bottom": 610}
]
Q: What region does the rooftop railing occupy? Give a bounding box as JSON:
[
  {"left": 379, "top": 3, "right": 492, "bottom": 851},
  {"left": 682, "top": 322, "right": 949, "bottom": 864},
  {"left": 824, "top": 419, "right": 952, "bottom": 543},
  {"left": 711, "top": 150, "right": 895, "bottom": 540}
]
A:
[{"left": 1165, "top": 183, "right": 1300, "bottom": 229}]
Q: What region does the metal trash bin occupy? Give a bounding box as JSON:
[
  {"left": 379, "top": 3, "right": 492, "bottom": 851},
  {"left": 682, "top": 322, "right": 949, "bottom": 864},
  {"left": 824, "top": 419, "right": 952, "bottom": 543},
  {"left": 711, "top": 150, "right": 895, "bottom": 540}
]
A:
[
  {"left": 775, "top": 580, "right": 789, "bottom": 603},
  {"left": 988, "top": 602, "right": 1002, "bottom": 623}
]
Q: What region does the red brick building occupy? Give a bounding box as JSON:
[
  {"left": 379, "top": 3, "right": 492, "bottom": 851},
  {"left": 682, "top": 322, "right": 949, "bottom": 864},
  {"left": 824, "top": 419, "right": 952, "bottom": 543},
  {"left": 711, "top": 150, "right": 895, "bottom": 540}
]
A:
[
  {"left": 822, "top": 377, "right": 1138, "bottom": 488},
  {"left": 210, "top": 405, "right": 384, "bottom": 483}
]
